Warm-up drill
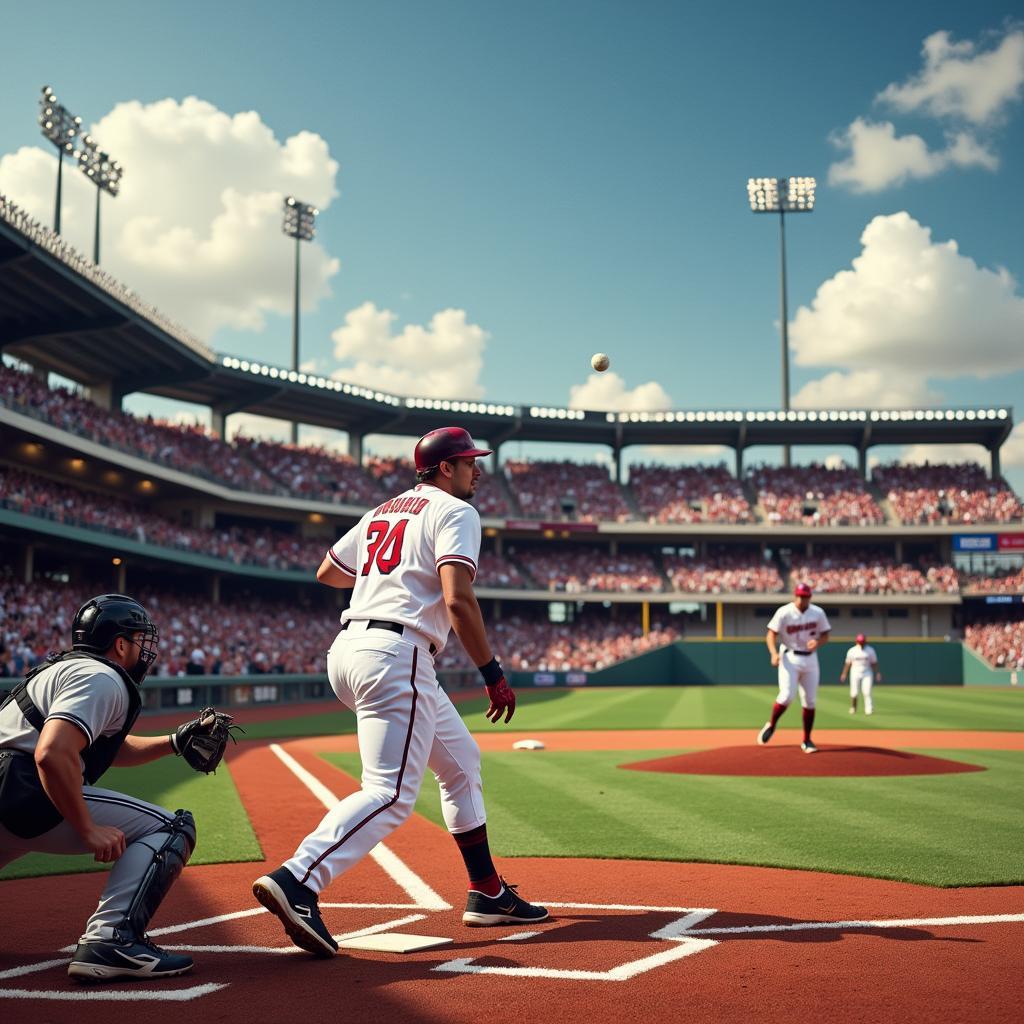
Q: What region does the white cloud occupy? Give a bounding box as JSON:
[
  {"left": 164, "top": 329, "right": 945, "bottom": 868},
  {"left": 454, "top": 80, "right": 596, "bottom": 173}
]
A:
[
  {"left": 0, "top": 96, "right": 341, "bottom": 338},
  {"left": 828, "top": 118, "right": 997, "bottom": 193},
  {"left": 330, "top": 302, "right": 488, "bottom": 399},
  {"left": 568, "top": 371, "right": 671, "bottom": 412},
  {"left": 790, "top": 212, "right": 1024, "bottom": 380},
  {"left": 897, "top": 442, "right": 990, "bottom": 467},
  {"left": 878, "top": 28, "right": 1024, "bottom": 124},
  {"left": 793, "top": 369, "right": 938, "bottom": 410}
]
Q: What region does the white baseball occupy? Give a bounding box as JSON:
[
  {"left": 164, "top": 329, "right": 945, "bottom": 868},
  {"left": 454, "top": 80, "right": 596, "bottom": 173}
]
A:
[{"left": 591, "top": 352, "right": 610, "bottom": 372}]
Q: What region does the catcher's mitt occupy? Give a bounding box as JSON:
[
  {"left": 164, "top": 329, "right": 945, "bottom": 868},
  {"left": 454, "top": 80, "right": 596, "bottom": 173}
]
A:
[{"left": 171, "top": 708, "right": 242, "bottom": 774}]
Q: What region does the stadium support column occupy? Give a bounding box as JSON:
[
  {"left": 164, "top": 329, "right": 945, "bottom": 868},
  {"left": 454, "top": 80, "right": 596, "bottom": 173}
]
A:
[
  {"left": 115, "top": 560, "right": 126, "bottom": 593},
  {"left": 209, "top": 573, "right": 221, "bottom": 605},
  {"left": 349, "top": 432, "right": 364, "bottom": 466},
  {"left": 89, "top": 379, "right": 123, "bottom": 412},
  {"left": 990, "top": 444, "right": 1002, "bottom": 481},
  {"left": 211, "top": 407, "right": 226, "bottom": 439},
  {"left": 716, "top": 601, "right": 724, "bottom": 640}
]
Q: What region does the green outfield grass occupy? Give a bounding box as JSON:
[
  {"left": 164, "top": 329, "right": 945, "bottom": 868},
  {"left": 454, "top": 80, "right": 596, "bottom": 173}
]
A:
[
  {"left": 0, "top": 757, "right": 262, "bottom": 881},
  {"left": 219, "top": 685, "right": 1024, "bottom": 743},
  {"left": 324, "top": 747, "right": 1024, "bottom": 888}
]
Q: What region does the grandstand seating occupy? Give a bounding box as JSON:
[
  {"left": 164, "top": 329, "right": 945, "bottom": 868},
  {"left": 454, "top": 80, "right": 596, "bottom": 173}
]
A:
[
  {"left": 787, "top": 545, "right": 961, "bottom": 595},
  {"left": 511, "top": 544, "right": 666, "bottom": 592},
  {"left": 873, "top": 462, "right": 1024, "bottom": 525},
  {"left": 503, "top": 460, "right": 631, "bottom": 522},
  {"left": 630, "top": 463, "right": 752, "bottom": 524},
  {"left": 964, "top": 619, "right": 1024, "bottom": 670},
  {"left": 663, "top": 550, "right": 784, "bottom": 593},
  {"left": 749, "top": 464, "right": 886, "bottom": 526}
]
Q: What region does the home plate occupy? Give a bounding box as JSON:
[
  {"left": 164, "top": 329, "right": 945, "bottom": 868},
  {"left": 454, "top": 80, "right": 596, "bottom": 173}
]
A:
[{"left": 339, "top": 932, "right": 454, "bottom": 953}]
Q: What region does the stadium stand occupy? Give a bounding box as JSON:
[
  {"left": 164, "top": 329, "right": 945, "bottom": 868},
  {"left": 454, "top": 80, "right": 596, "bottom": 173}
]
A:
[
  {"left": 873, "top": 462, "right": 1024, "bottom": 525},
  {"left": 629, "top": 463, "right": 752, "bottom": 524},
  {"left": 787, "top": 545, "right": 960, "bottom": 595},
  {"left": 510, "top": 544, "right": 666, "bottom": 592},
  {"left": 663, "top": 549, "right": 784, "bottom": 593},
  {"left": 964, "top": 619, "right": 1024, "bottom": 670},
  {"left": 504, "top": 460, "right": 631, "bottom": 522},
  {"left": 749, "top": 464, "right": 886, "bottom": 526}
]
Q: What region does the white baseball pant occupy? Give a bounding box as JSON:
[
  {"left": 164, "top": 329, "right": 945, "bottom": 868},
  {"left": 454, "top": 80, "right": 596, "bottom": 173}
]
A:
[
  {"left": 283, "top": 625, "right": 486, "bottom": 894},
  {"left": 777, "top": 649, "right": 820, "bottom": 709},
  {"left": 849, "top": 671, "right": 874, "bottom": 712}
]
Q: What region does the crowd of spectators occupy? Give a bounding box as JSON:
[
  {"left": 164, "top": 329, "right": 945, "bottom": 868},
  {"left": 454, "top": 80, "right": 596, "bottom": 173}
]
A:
[
  {"left": 663, "top": 549, "right": 784, "bottom": 593},
  {"left": 873, "top": 463, "right": 1024, "bottom": 525},
  {"left": 960, "top": 566, "right": 1024, "bottom": 593},
  {"left": 0, "top": 363, "right": 279, "bottom": 494},
  {"left": 0, "top": 571, "right": 340, "bottom": 679},
  {"left": 0, "top": 467, "right": 324, "bottom": 570},
  {"left": 629, "top": 463, "right": 752, "bottom": 524},
  {"left": 475, "top": 551, "right": 530, "bottom": 589},
  {"left": 504, "top": 460, "right": 631, "bottom": 522},
  {"left": 511, "top": 545, "right": 665, "bottom": 592},
  {"left": 236, "top": 438, "right": 384, "bottom": 506},
  {"left": 749, "top": 464, "right": 886, "bottom": 527},
  {"left": 964, "top": 619, "right": 1024, "bottom": 670},
  {"left": 786, "top": 546, "right": 960, "bottom": 594}
]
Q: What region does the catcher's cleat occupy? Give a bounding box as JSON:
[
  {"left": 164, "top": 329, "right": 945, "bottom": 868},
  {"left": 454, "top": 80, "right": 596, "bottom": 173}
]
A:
[
  {"left": 253, "top": 867, "right": 338, "bottom": 958},
  {"left": 801, "top": 740, "right": 819, "bottom": 754},
  {"left": 757, "top": 722, "right": 775, "bottom": 745},
  {"left": 68, "top": 934, "right": 193, "bottom": 982},
  {"left": 463, "top": 879, "right": 549, "bottom": 927}
]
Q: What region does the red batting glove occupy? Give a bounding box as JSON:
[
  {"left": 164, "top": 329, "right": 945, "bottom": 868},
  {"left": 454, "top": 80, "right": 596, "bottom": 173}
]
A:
[{"left": 485, "top": 678, "right": 516, "bottom": 723}]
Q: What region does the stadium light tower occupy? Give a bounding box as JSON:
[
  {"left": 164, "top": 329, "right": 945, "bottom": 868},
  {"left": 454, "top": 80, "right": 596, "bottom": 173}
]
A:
[
  {"left": 747, "top": 176, "right": 816, "bottom": 467},
  {"left": 282, "top": 196, "right": 318, "bottom": 444},
  {"left": 38, "top": 86, "right": 82, "bottom": 234},
  {"left": 76, "top": 135, "right": 123, "bottom": 265}
]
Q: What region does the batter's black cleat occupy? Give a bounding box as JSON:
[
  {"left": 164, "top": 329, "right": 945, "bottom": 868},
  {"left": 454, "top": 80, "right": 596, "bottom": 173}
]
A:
[
  {"left": 463, "top": 879, "right": 549, "bottom": 927},
  {"left": 801, "top": 740, "right": 819, "bottom": 754},
  {"left": 757, "top": 721, "right": 775, "bottom": 745},
  {"left": 253, "top": 866, "right": 338, "bottom": 958},
  {"left": 67, "top": 933, "right": 194, "bottom": 982}
]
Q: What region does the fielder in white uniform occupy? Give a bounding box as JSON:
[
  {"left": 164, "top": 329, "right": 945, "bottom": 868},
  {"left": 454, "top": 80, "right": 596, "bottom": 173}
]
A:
[
  {"left": 757, "top": 582, "right": 831, "bottom": 753},
  {"left": 253, "top": 427, "right": 548, "bottom": 958},
  {"left": 840, "top": 633, "right": 880, "bottom": 715}
]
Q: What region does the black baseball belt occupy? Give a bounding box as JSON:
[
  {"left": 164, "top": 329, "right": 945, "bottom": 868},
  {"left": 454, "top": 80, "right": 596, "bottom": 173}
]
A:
[
  {"left": 786, "top": 648, "right": 813, "bottom": 656},
  {"left": 342, "top": 619, "right": 437, "bottom": 655}
]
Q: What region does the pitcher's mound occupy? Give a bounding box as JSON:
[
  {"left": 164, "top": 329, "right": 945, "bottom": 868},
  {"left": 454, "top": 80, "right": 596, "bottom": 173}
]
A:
[{"left": 621, "top": 745, "right": 986, "bottom": 778}]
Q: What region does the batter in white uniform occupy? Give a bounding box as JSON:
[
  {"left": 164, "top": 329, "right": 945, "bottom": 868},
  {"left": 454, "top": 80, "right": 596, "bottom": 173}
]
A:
[
  {"left": 254, "top": 427, "right": 548, "bottom": 958},
  {"left": 840, "top": 633, "right": 880, "bottom": 715},
  {"left": 757, "top": 582, "right": 831, "bottom": 753}
]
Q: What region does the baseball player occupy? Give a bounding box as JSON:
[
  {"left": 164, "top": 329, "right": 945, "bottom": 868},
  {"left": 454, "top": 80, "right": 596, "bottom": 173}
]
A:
[
  {"left": 0, "top": 594, "right": 197, "bottom": 982},
  {"left": 757, "top": 582, "right": 831, "bottom": 754},
  {"left": 840, "top": 633, "right": 881, "bottom": 715},
  {"left": 254, "top": 427, "right": 548, "bottom": 958}
]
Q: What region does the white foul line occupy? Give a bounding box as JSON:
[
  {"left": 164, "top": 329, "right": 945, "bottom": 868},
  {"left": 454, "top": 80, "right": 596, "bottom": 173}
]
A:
[
  {"left": 0, "top": 983, "right": 229, "bottom": 1002},
  {"left": 270, "top": 743, "right": 450, "bottom": 911},
  {"left": 683, "top": 913, "right": 1024, "bottom": 936}
]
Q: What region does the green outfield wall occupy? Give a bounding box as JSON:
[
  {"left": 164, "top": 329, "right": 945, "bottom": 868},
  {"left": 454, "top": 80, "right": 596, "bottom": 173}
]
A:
[
  {"left": 508, "top": 638, "right": 972, "bottom": 688},
  {"left": 961, "top": 645, "right": 1021, "bottom": 686}
]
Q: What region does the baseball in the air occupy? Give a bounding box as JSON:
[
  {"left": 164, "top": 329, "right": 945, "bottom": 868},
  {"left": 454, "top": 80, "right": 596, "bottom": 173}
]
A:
[{"left": 591, "top": 352, "right": 610, "bottom": 372}]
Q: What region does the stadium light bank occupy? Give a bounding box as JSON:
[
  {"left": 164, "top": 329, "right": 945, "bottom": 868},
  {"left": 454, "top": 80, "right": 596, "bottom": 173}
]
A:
[
  {"left": 747, "top": 175, "right": 815, "bottom": 468},
  {"left": 76, "top": 134, "right": 123, "bottom": 265},
  {"left": 282, "top": 196, "right": 318, "bottom": 444},
  {"left": 38, "top": 86, "right": 82, "bottom": 235}
]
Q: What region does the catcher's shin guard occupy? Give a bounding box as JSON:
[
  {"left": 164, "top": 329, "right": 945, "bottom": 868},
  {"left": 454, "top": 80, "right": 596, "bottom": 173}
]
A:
[{"left": 121, "top": 809, "right": 196, "bottom": 939}]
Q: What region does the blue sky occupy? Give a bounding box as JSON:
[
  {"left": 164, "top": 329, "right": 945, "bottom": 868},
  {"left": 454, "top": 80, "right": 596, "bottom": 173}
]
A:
[{"left": 1, "top": 1, "right": 1022, "bottom": 481}]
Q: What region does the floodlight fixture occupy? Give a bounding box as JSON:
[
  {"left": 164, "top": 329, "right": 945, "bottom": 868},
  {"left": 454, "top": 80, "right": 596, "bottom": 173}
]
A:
[
  {"left": 746, "top": 174, "right": 817, "bottom": 467},
  {"left": 77, "top": 134, "right": 124, "bottom": 264},
  {"left": 281, "top": 196, "right": 320, "bottom": 443},
  {"left": 38, "top": 85, "right": 83, "bottom": 233}
]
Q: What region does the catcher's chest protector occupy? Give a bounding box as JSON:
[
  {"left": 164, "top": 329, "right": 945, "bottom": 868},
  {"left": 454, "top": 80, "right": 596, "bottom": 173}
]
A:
[{"left": 0, "top": 653, "right": 141, "bottom": 837}]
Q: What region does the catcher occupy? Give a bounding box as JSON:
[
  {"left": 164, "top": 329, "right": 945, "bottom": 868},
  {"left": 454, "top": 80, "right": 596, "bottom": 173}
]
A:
[{"left": 0, "top": 593, "right": 237, "bottom": 983}]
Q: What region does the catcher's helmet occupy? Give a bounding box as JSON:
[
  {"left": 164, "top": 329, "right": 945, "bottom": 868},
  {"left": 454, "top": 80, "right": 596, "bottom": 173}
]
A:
[
  {"left": 414, "top": 427, "right": 493, "bottom": 473},
  {"left": 72, "top": 594, "right": 159, "bottom": 683},
  {"left": 794, "top": 582, "right": 812, "bottom": 597}
]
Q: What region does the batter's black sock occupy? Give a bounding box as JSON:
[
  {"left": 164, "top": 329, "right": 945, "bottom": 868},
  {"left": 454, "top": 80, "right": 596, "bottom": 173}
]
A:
[
  {"left": 802, "top": 707, "right": 816, "bottom": 743},
  {"left": 769, "top": 702, "right": 788, "bottom": 728},
  {"left": 452, "top": 825, "right": 501, "bottom": 896}
]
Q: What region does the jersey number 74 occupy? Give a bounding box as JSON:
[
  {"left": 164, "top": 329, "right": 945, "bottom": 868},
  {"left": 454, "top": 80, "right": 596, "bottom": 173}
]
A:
[{"left": 361, "top": 519, "right": 409, "bottom": 575}]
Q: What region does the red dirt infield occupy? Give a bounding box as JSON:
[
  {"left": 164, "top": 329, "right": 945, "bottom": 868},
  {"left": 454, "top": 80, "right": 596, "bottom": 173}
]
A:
[
  {"left": 621, "top": 744, "right": 988, "bottom": 777},
  {"left": 2, "top": 735, "right": 1022, "bottom": 1024}
]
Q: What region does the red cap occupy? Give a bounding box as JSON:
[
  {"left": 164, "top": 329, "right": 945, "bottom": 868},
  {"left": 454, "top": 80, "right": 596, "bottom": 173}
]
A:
[
  {"left": 856, "top": 633, "right": 867, "bottom": 644},
  {"left": 794, "top": 583, "right": 812, "bottom": 597}
]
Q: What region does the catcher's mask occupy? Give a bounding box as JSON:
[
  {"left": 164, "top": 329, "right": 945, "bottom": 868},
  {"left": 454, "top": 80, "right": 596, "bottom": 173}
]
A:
[{"left": 72, "top": 593, "right": 160, "bottom": 685}]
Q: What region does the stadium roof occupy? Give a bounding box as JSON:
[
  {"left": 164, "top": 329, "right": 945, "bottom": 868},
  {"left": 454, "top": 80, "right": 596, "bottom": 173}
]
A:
[{"left": 0, "top": 198, "right": 1014, "bottom": 454}]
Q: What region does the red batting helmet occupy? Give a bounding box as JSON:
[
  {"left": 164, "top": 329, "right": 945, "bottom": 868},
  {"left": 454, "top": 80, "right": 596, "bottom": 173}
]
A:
[
  {"left": 794, "top": 583, "right": 812, "bottom": 597},
  {"left": 414, "top": 427, "right": 493, "bottom": 473},
  {"left": 856, "top": 633, "right": 867, "bottom": 644}
]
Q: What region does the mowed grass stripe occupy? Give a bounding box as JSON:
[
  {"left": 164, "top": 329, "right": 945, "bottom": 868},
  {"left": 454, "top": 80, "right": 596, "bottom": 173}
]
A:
[{"left": 323, "top": 748, "right": 1024, "bottom": 888}]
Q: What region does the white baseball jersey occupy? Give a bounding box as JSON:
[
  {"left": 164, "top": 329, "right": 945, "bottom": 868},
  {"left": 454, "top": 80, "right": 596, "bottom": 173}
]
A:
[
  {"left": 845, "top": 645, "right": 878, "bottom": 676},
  {"left": 327, "top": 483, "right": 481, "bottom": 652},
  {"left": 767, "top": 602, "right": 832, "bottom": 653}
]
